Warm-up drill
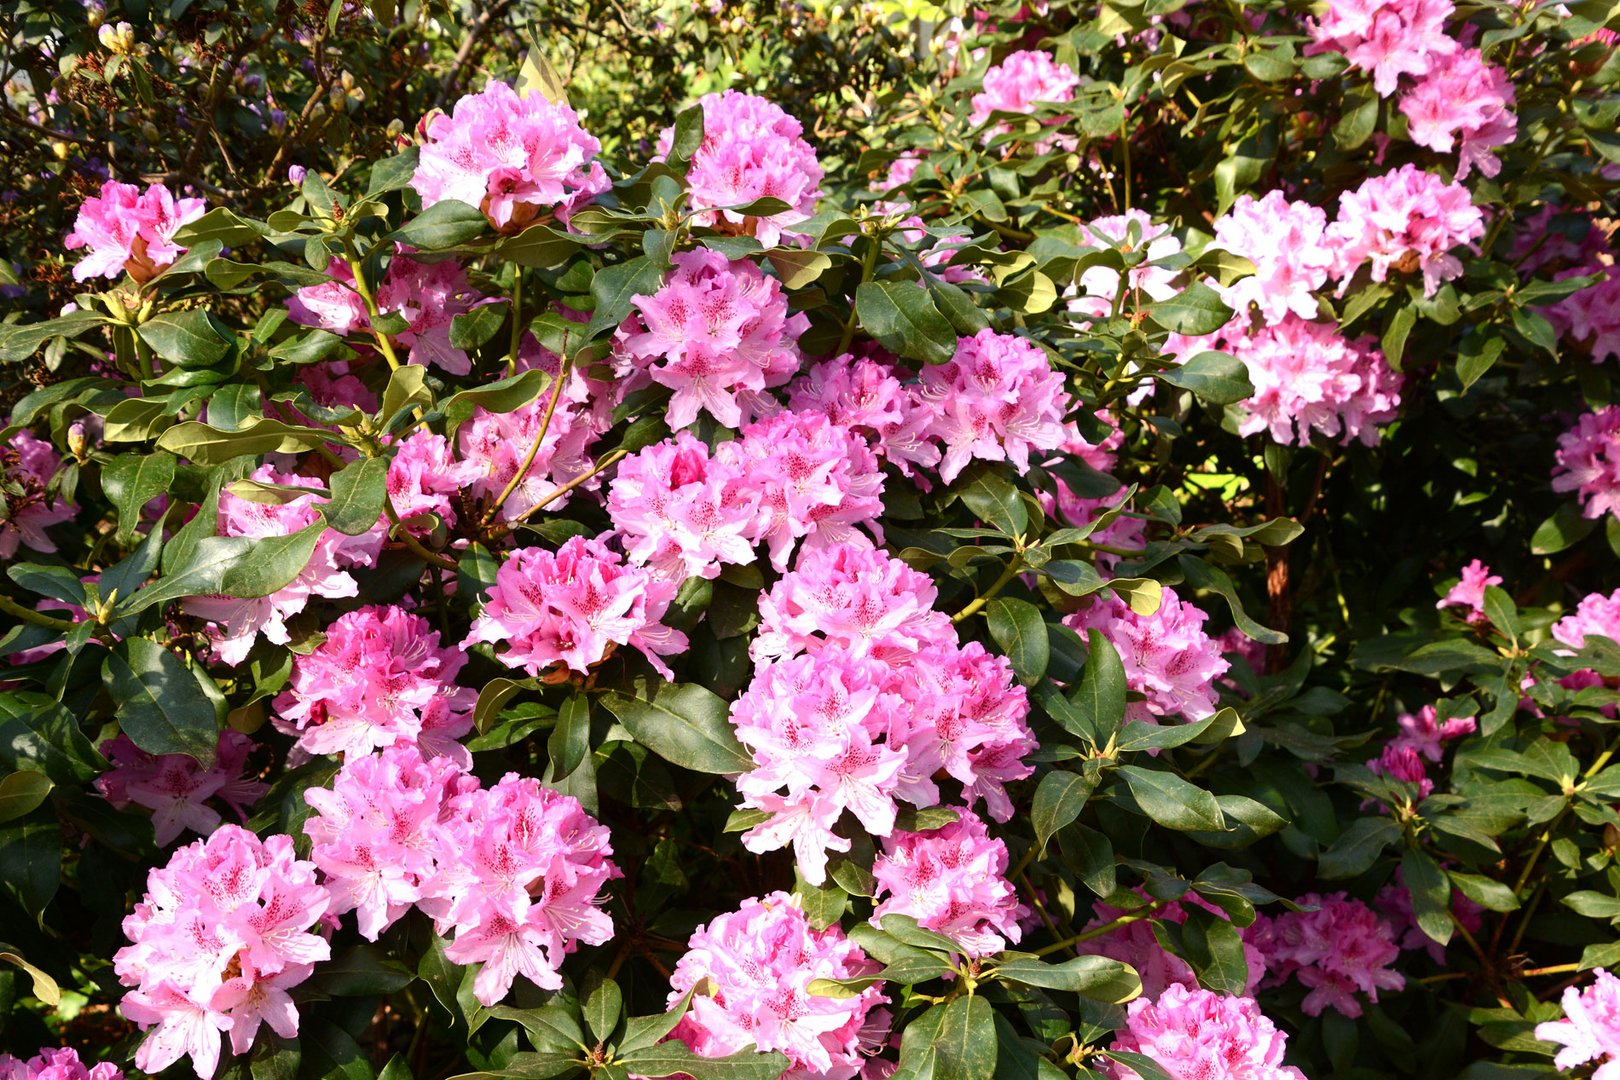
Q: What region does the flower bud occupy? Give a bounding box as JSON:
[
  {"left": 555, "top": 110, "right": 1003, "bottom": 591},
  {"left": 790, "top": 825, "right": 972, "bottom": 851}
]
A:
[{"left": 98, "top": 21, "right": 135, "bottom": 54}]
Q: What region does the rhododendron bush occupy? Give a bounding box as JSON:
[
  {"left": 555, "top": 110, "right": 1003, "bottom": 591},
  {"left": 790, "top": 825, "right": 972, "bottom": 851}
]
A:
[{"left": 3, "top": 0, "right": 1620, "bottom": 1077}]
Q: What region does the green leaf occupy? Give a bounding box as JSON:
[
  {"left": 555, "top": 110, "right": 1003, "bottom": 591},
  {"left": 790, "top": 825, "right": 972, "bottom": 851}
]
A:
[
  {"left": 1482, "top": 585, "right": 1519, "bottom": 645},
  {"left": 933, "top": 995, "right": 998, "bottom": 1080},
  {"left": 584, "top": 979, "right": 623, "bottom": 1046},
  {"left": 156, "top": 417, "right": 334, "bottom": 464},
  {"left": 1178, "top": 555, "right": 1285, "bottom": 645},
  {"left": 101, "top": 639, "right": 219, "bottom": 765},
  {"left": 986, "top": 598, "right": 1049, "bottom": 685},
  {"left": 7, "top": 564, "right": 85, "bottom": 605},
  {"left": 1402, "top": 847, "right": 1454, "bottom": 946},
  {"left": 617, "top": 1043, "right": 790, "bottom": 1080},
  {"left": 600, "top": 679, "right": 754, "bottom": 775},
  {"left": 955, "top": 466, "right": 1028, "bottom": 537},
  {"left": 1382, "top": 303, "right": 1417, "bottom": 369},
  {"left": 618, "top": 990, "right": 695, "bottom": 1055},
  {"left": 314, "top": 943, "right": 416, "bottom": 996},
  {"left": 1103, "top": 1051, "right": 1176, "bottom": 1080},
  {"left": 138, "top": 309, "right": 234, "bottom": 368},
  {"left": 102, "top": 452, "right": 177, "bottom": 543},
  {"left": 1155, "top": 351, "right": 1253, "bottom": 405},
  {"left": 549, "top": 694, "right": 591, "bottom": 781},
  {"left": 1318, "top": 817, "right": 1401, "bottom": 879},
  {"left": 1115, "top": 765, "right": 1224, "bottom": 831},
  {"left": 1070, "top": 630, "right": 1127, "bottom": 747},
  {"left": 1456, "top": 332, "right": 1504, "bottom": 392},
  {"left": 1147, "top": 281, "right": 1233, "bottom": 336},
  {"left": 379, "top": 365, "right": 433, "bottom": 425},
  {"left": 1032, "top": 769, "right": 1097, "bottom": 853},
  {"left": 323, "top": 457, "right": 388, "bottom": 536},
  {"left": 1449, "top": 871, "right": 1518, "bottom": 913},
  {"left": 768, "top": 248, "right": 833, "bottom": 289},
  {"left": 390, "top": 199, "right": 488, "bottom": 249},
  {"left": 0, "top": 815, "right": 61, "bottom": 922},
  {"left": 991, "top": 955, "right": 1141, "bottom": 1001},
  {"left": 450, "top": 303, "right": 511, "bottom": 351},
  {"left": 586, "top": 256, "right": 665, "bottom": 338},
  {"left": 1178, "top": 907, "right": 1249, "bottom": 996},
  {"left": 485, "top": 1003, "right": 585, "bottom": 1055},
  {"left": 0, "top": 772, "right": 53, "bottom": 824},
  {"left": 880, "top": 914, "right": 971, "bottom": 955},
  {"left": 1532, "top": 503, "right": 1597, "bottom": 555},
  {"left": 174, "top": 206, "right": 267, "bottom": 247},
  {"left": 297, "top": 1016, "right": 374, "bottom": 1080},
  {"left": 0, "top": 946, "right": 60, "bottom": 1006},
  {"left": 1116, "top": 707, "right": 1244, "bottom": 753},
  {"left": 855, "top": 279, "right": 958, "bottom": 365}
]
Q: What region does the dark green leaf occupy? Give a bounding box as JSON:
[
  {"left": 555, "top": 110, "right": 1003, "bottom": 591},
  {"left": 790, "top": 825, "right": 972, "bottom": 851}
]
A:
[
  {"left": 586, "top": 257, "right": 665, "bottom": 338},
  {"left": 390, "top": 199, "right": 488, "bottom": 249},
  {"left": 600, "top": 680, "right": 754, "bottom": 775},
  {"left": 138, "top": 310, "right": 235, "bottom": 368},
  {"left": 1318, "top": 817, "right": 1401, "bottom": 879},
  {"left": 102, "top": 452, "right": 177, "bottom": 543},
  {"left": 1147, "top": 282, "right": 1233, "bottom": 336},
  {"left": 1115, "top": 765, "right": 1224, "bottom": 831},
  {"left": 550, "top": 694, "right": 591, "bottom": 781},
  {"left": 855, "top": 280, "right": 958, "bottom": 365},
  {"left": 1032, "top": 770, "right": 1096, "bottom": 853},
  {"left": 323, "top": 457, "right": 388, "bottom": 536},
  {"left": 986, "top": 598, "right": 1049, "bottom": 685},
  {"left": 1155, "top": 351, "right": 1253, "bottom": 405},
  {"left": 1402, "top": 847, "right": 1454, "bottom": 946},
  {"left": 991, "top": 955, "right": 1141, "bottom": 1001},
  {"left": 618, "top": 1043, "right": 790, "bottom": 1080},
  {"left": 101, "top": 639, "right": 219, "bottom": 765}
]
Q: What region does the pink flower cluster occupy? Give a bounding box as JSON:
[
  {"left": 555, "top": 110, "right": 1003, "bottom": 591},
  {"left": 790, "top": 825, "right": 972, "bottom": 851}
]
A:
[
  {"left": 96, "top": 731, "right": 266, "bottom": 846},
  {"left": 1535, "top": 968, "right": 1620, "bottom": 1076},
  {"left": 1221, "top": 316, "right": 1403, "bottom": 447},
  {"left": 465, "top": 535, "right": 687, "bottom": 679},
  {"left": 1553, "top": 588, "right": 1620, "bottom": 653},
  {"left": 608, "top": 430, "right": 758, "bottom": 581},
  {"left": 1249, "top": 892, "right": 1405, "bottom": 1017},
  {"left": 1399, "top": 48, "right": 1517, "bottom": 180},
  {"left": 918, "top": 329, "right": 1073, "bottom": 485},
  {"left": 288, "top": 252, "right": 489, "bottom": 375},
  {"left": 387, "top": 428, "right": 475, "bottom": 531},
  {"left": 1330, "top": 164, "right": 1485, "bottom": 297},
  {"left": 787, "top": 351, "right": 941, "bottom": 479},
  {"left": 969, "top": 49, "right": 1080, "bottom": 152},
  {"left": 1554, "top": 406, "right": 1620, "bottom": 520},
  {"left": 665, "top": 892, "right": 888, "bottom": 1080},
  {"left": 184, "top": 465, "right": 382, "bottom": 666},
  {"left": 305, "top": 749, "right": 618, "bottom": 1005},
  {"left": 1209, "top": 192, "right": 1336, "bottom": 324},
  {"left": 731, "top": 543, "right": 1035, "bottom": 884},
  {"left": 1366, "top": 743, "right": 1435, "bottom": 801},
  {"left": 1069, "top": 210, "right": 1185, "bottom": 320},
  {"left": 1392, "top": 704, "right": 1476, "bottom": 761},
  {"left": 1546, "top": 260, "right": 1620, "bottom": 365},
  {"left": 0, "top": 1048, "right": 122, "bottom": 1080},
  {"left": 1437, "top": 559, "right": 1502, "bottom": 621},
  {"left": 273, "top": 604, "right": 475, "bottom": 762},
  {"left": 0, "top": 431, "right": 75, "bottom": 559},
  {"left": 1377, "top": 875, "right": 1483, "bottom": 963},
  {"left": 870, "top": 809, "right": 1027, "bottom": 957},
  {"left": 616, "top": 250, "right": 808, "bottom": 430},
  {"left": 1107, "top": 985, "right": 1306, "bottom": 1080},
  {"left": 411, "top": 79, "right": 609, "bottom": 230},
  {"left": 1064, "top": 587, "right": 1229, "bottom": 726},
  {"left": 65, "top": 180, "right": 205, "bottom": 283},
  {"left": 1307, "top": 0, "right": 1457, "bottom": 96},
  {"left": 664, "top": 90, "right": 824, "bottom": 247},
  {"left": 115, "top": 826, "right": 331, "bottom": 1078}
]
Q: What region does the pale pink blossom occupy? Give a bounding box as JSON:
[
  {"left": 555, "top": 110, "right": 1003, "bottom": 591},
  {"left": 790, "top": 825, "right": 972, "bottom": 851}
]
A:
[
  {"left": 464, "top": 535, "right": 687, "bottom": 679},
  {"left": 1068, "top": 210, "right": 1184, "bottom": 319},
  {"left": 786, "top": 351, "right": 942, "bottom": 478},
  {"left": 96, "top": 731, "right": 266, "bottom": 846},
  {"left": 616, "top": 250, "right": 807, "bottom": 430},
  {"left": 1553, "top": 407, "right": 1620, "bottom": 520},
  {"left": 0, "top": 431, "right": 75, "bottom": 558},
  {"left": 1552, "top": 588, "right": 1620, "bottom": 652},
  {"left": 666, "top": 892, "right": 888, "bottom": 1080},
  {"left": 65, "top": 180, "right": 206, "bottom": 282},
  {"left": 0, "top": 1048, "right": 123, "bottom": 1080},
  {"left": 969, "top": 50, "right": 1080, "bottom": 152},
  {"left": 871, "top": 809, "right": 1027, "bottom": 957},
  {"left": 1220, "top": 316, "right": 1403, "bottom": 447},
  {"left": 1079, "top": 893, "right": 1267, "bottom": 999},
  {"left": 917, "top": 329, "right": 1073, "bottom": 486},
  {"left": 411, "top": 79, "right": 609, "bottom": 231},
  {"left": 607, "top": 431, "right": 760, "bottom": 581},
  {"left": 1209, "top": 192, "right": 1337, "bottom": 324},
  {"left": 1391, "top": 704, "right": 1477, "bottom": 762},
  {"left": 1535, "top": 968, "right": 1620, "bottom": 1076},
  {"left": 1107, "top": 985, "right": 1306, "bottom": 1080},
  {"left": 1436, "top": 559, "right": 1502, "bottom": 621},
  {"left": 1306, "top": 0, "right": 1458, "bottom": 97},
  {"left": 660, "top": 90, "right": 823, "bottom": 248},
  {"left": 1063, "top": 586, "right": 1229, "bottom": 725},
  {"left": 1330, "top": 164, "right": 1485, "bottom": 296},
  {"left": 387, "top": 428, "right": 476, "bottom": 531},
  {"left": 1399, "top": 48, "right": 1517, "bottom": 180}
]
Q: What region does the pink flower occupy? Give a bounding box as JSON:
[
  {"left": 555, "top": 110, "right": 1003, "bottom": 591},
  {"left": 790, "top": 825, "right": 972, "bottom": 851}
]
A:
[
  {"left": 420, "top": 774, "right": 618, "bottom": 1006},
  {"left": 918, "top": 329, "right": 1073, "bottom": 486},
  {"left": 1209, "top": 192, "right": 1337, "bottom": 324},
  {"left": 1367, "top": 743, "right": 1434, "bottom": 800},
  {"left": 969, "top": 50, "right": 1080, "bottom": 151},
  {"left": 787, "top": 351, "right": 943, "bottom": 477},
  {"left": 287, "top": 252, "right": 489, "bottom": 374},
  {"left": 183, "top": 465, "right": 382, "bottom": 666},
  {"left": 464, "top": 535, "right": 688, "bottom": 679},
  {"left": 616, "top": 250, "right": 808, "bottom": 430},
  {"left": 666, "top": 892, "right": 888, "bottom": 1080},
  {"left": 1376, "top": 874, "right": 1484, "bottom": 963},
  {"left": 1248, "top": 892, "right": 1404, "bottom": 1017},
  {"left": 1547, "top": 266, "right": 1620, "bottom": 365},
  {"left": 1391, "top": 704, "right": 1476, "bottom": 762},
  {"left": 1553, "top": 407, "right": 1620, "bottom": 520},
  {"left": 661, "top": 90, "right": 824, "bottom": 248},
  {"left": 1436, "top": 558, "right": 1502, "bottom": 621},
  {"left": 1079, "top": 893, "right": 1267, "bottom": 1000},
  {"left": 0, "top": 431, "right": 75, "bottom": 559},
  {"left": 1068, "top": 210, "right": 1184, "bottom": 319},
  {"left": 456, "top": 361, "right": 606, "bottom": 522},
  {"left": 871, "top": 809, "right": 1027, "bottom": 957},
  {"left": 607, "top": 431, "right": 761, "bottom": 581},
  {"left": 115, "top": 826, "right": 330, "bottom": 1077},
  {"left": 1305, "top": 0, "right": 1458, "bottom": 97},
  {"left": 725, "top": 410, "right": 887, "bottom": 571},
  {"left": 1107, "top": 985, "right": 1306, "bottom": 1080},
  {"left": 0, "top": 1047, "right": 123, "bottom": 1080},
  {"left": 1399, "top": 48, "right": 1517, "bottom": 180},
  {"left": 1063, "top": 587, "right": 1229, "bottom": 725},
  {"left": 1329, "top": 164, "right": 1485, "bottom": 296},
  {"left": 387, "top": 428, "right": 476, "bottom": 532},
  {"left": 273, "top": 604, "right": 475, "bottom": 761},
  {"left": 411, "top": 79, "right": 609, "bottom": 231},
  {"left": 1535, "top": 968, "right": 1620, "bottom": 1075},
  {"left": 1220, "top": 316, "right": 1403, "bottom": 447},
  {"left": 304, "top": 746, "right": 467, "bottom": 940},
  {"left": 64, "top": 180, "right": 206, "bottom": 283},
  {"left": 96, "top": 731, "right": 267, "bottom": 846},
  {"left": 1552, "top": 588, "right": 1620, "bottom": 652}
]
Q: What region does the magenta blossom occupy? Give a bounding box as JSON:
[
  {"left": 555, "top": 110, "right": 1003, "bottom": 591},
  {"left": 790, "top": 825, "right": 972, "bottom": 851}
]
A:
[{"left": 65, "top": 180, "right": 205, "bottom": 283}]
